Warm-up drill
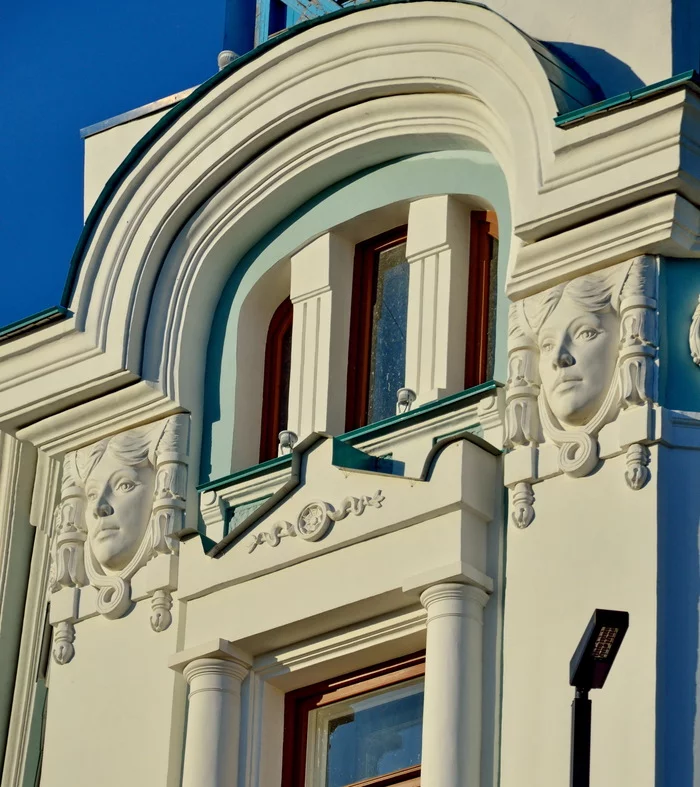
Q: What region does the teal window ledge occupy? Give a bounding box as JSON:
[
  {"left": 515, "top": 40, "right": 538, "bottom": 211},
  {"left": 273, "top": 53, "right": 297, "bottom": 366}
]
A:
[{"left": 198, "top": 379, "right": 502, "bottom": 493}]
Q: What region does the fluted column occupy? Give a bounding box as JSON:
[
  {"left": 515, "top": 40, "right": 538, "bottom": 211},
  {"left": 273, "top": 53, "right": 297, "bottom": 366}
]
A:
[
  {"left": 181, "top": 656, "right": 250, "bottom": 787},
  {"left": 420, "top": 583, "right": 489, "bottom": 787}
]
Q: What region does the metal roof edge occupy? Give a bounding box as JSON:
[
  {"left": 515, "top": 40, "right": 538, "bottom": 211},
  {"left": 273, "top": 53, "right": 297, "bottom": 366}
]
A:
[
  {"left": 58, "top": 0, "right": 596, "bottom": 309},
  {"left": 80, "top": 88, "right": 197, "bottom": 139},
  {"left": 0, "top": 306, "right": 71, "bottom": 344},
  {"left": 555, "top": 70, "right": 700, "bottom": 127}
]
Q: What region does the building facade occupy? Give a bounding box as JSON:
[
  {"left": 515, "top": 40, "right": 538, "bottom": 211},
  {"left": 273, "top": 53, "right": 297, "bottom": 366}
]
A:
[{"left": 2, "top": 1, "right": 700, "bottom": 785}]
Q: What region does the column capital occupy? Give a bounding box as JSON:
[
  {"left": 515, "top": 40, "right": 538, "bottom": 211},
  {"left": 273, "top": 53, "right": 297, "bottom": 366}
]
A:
[
  {"left": 183, "top": 657, "right": 250, "bottom": 688},
  {"left": 420, "top": 582, "right": 490, "bottom": 618},
  {"left": 169, "top": 637, "right": 253, "bottom": 674}
]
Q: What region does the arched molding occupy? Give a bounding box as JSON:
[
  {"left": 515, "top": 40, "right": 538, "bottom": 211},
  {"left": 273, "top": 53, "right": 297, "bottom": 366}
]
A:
[
  {"left": 11, "top": 0, "right": 687, "bottom": 432},
  {"left": 232, "top": 259, "right": 291, "bottom": 470},
  {"left": 70, "top": 2, "right": 559, "bottom": 380}
]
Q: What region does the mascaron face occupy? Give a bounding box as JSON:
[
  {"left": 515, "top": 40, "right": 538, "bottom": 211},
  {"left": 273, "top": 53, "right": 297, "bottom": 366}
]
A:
[
  {"left": 84, "top": 455, "right": 155, "bottom": 572},
  {"left": 537, "top": 295, "right": 620, "bottom": 427}
]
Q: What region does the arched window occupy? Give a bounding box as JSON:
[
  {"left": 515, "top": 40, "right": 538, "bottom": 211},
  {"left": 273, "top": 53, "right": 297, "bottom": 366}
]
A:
[
  {"left": 259, "top": 297, "right": 293, "bottom": 462},
  {"left": 345, "top": 227, "right": 409, "bottom": 431},
  {"left": 346, "top": 209, "right": 497, "bottom": 431}
]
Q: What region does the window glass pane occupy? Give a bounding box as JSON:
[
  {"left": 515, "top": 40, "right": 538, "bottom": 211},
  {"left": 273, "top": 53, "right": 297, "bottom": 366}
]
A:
[
  {"left": 306, "top": 678, "right": 423, "bottom": 787},
  {"left": 368, "top": 242, "right": 409, "bottom": 424}
]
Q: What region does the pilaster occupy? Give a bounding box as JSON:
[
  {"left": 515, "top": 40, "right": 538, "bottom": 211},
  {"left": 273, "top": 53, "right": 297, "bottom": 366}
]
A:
[
  {"left": 405, "top": 196, "right": 471, "bottom": 406},
  {"left": 288, "top": 232, "right": 354, "bottom": 441}
]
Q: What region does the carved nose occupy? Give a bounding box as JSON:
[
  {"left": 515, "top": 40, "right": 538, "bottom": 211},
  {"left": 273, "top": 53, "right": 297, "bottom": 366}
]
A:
[
  {"left": 553, "top": 347, "right": 574, "bottom": 369},
  {"left": 95, "top": 500, "right": 113, "bottom": 518}
]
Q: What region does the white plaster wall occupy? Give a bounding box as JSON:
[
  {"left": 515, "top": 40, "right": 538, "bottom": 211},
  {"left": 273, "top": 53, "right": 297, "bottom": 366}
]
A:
[
  {"left": 83, "top": 111, "right": 167, "bottom": 220},
  {"left": 40, "top": 599, "right": 185, "bottom": 787},
  {"left": 483, "top": 0, "right": 673, "bottom": 95},
  {"left": 500, "top": 451, "right": 658, "bottom": 787}
]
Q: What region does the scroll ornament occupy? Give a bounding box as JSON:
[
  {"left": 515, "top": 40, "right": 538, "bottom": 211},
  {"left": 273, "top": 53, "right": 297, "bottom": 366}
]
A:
[
  {"left": 248, "top": 491, "right": 385, "bottom": 552},
  {"left": 48, "top": 415, "right": 189, "bottom": 662}
]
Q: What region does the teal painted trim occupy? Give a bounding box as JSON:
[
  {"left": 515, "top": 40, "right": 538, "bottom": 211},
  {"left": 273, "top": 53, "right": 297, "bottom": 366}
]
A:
[
  {"left": 331, "top": 441, "right": 379, "bottom": 473},
  {"left": 201, "top": 381, "right": 500, "bottom": 493},
  {"left": 658, "top": 258, "right": 700, "bottom": 411},
  {"left": 0, "top": 306, "right": 71, "bottom": 343},
  {"left": 58, "top": 0, "right": 597, "bottom": 309},
  {"left": 342, "top": 380, "right": 501, "bottom": 445},
  {"left": 197, "top": 453, "right": 292, "bottom": 493},
  {"left": 203, "top": 150, "right": 511, "bottom": 481},
  {"left": 555, "top": 69, "right": 700, "bottom": 127},
  {"left": 225, "top": 494, "right": 271, "bottom": 537}
]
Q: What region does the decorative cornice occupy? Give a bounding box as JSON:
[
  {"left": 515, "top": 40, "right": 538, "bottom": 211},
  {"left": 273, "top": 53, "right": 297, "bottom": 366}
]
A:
[{"left": 509, "top": 194, "right": 700, "bottom": 299}]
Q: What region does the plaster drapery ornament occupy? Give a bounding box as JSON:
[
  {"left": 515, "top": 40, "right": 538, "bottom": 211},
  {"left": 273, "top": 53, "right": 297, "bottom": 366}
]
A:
[
  {"left": 49, "top": 451, "right": 89, "bottom": 591},
  {"left": 505, "top": 257, "right": 658, "bottom": 519},
  {"left": 690, "top": 295, "right": 700, "bottom": 366},
  {"left": 247, "top": 491, "right": 385, "bottom": 552},
  {"left": 625, "top": 444, "right": 651, "bottom": 490},
  {"left": 52, "top": 621, "right": 75, "bottom": 666},
  {"left": 150, "top": 589, "right": 174, "bottom": 633},
  {"left": 48, "top": 415, "right": 189, "bottom": 661},
  {"left": 511, "top": 482, "right": 535, "bottom": 529}
]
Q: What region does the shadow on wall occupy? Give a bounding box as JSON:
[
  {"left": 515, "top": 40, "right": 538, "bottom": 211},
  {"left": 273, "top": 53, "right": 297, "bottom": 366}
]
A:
[{"left": 545, "top": 41, "right": 645, "bottom": 97}]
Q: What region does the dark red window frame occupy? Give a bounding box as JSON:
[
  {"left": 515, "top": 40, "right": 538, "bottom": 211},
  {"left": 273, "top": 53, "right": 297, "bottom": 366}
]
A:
[
  {"left": 464, "top": 210, "right": 498, "bottom": 389},
  {"left": 259, "top": 297, "right": 293, "bottom": 462},
  {"left": 345, "top": 226, "right": 408, "bottom": 432},
  {"left": 345, "top": 212, "right": 497, "bottom": 431},
  {"left": 282, "top": 651, "right": 425, "bottom": 787}
]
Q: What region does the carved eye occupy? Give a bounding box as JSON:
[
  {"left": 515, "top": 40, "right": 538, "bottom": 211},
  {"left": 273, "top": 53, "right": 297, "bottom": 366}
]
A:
[
  {"left": 86, "top": 491, "right": 98, "bottom": 502},
  {"left": 576, "top": 328, "right": 599, "bottom": 342},
  {"left": 541, "top": 340, "right": 554, "bottom": 353},
  {"left": 116, "top": 480, "right": 136, "bottom": 493}
]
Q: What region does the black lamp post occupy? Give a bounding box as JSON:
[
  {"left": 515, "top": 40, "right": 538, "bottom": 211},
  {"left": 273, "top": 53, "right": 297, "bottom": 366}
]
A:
[{"left": 569, "top": 609, "right": 629, "bottom": 787}]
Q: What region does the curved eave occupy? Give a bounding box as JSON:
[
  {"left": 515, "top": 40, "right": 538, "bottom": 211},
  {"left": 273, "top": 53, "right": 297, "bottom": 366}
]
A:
[{"left": 58, "top": 0, "right": 600, "bottom": 310}]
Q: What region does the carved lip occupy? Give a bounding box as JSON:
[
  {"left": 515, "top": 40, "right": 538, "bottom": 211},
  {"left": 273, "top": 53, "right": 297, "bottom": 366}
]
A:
[
  {"left": 553, "top": 375, "right": 582, "bottom": 391},
  {"left": 94, "top": 524, "right": 120, "bottom": 538}
]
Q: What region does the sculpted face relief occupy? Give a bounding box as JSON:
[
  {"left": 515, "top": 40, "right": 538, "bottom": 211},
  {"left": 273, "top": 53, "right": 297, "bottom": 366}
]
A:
[
  {"left": 537, "top": 295, "right": 620, "bottom": 426},
  {"left": 85, "top": 456, "right": 155, "bottom": 571}
]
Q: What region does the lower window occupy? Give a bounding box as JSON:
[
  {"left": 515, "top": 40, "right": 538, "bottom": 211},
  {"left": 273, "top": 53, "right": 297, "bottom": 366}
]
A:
[{"left": 282, "top": 653, "right": 425, "bottom": 787}]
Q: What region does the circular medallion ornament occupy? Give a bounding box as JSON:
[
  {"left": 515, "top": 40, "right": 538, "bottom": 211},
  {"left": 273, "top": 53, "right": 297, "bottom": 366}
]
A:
[{"left": 295, "top": 501, "right": 331, "bottom": 542}]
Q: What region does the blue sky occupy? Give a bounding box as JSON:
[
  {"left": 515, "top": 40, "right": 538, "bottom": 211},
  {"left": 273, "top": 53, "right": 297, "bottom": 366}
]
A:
[{"left": 0, "top": 0, "right": 227, "bottom": 328}]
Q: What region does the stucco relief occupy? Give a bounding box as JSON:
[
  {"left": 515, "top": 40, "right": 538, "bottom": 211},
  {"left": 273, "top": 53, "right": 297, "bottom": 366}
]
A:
[
  {"left": 49, "top": 414, "right": 189, "bottom": 660},
  {"left": 505, "top": 256, "right": 657, "bottom": 522},
  {"left": 690, "top": 295, "right": 700, "bottom": 366},
  {"left": 247, "top": 491, "right": 385, "bottom": 552}
]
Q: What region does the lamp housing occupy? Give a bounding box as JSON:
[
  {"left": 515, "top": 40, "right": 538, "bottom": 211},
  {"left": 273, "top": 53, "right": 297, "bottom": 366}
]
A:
[{"left": 569, "top": 609, "right": 629, "bottom": 691}]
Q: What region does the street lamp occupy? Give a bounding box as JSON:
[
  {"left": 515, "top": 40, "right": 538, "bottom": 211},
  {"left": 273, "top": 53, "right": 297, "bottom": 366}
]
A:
[{"left": 569, "top": 609, "right": 629, "bottom": 787}]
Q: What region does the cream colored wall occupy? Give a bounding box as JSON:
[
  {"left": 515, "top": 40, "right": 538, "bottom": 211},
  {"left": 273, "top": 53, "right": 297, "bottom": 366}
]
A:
[
  {"left": 83, "top": 111, "right": 167, "bottom": 220},
  {"left": 40, "top": 599, "right": 185, "bottom": 787},
  {"left": 501, "top": 451, "right": 658, "bottom": 786}
]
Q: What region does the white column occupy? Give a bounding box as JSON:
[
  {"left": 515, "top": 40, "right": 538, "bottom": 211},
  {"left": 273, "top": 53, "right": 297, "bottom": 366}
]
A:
[
  {"left": 181, "top": 656, "right": 250, "bottom": 787},
  {"left": 288, "top": 231, "right": 354, "bottom": 441},
  {"left": 405, "top": 196, "right": 471, "bottom": 406},
  {"left": 420, "top": 582, "right": 489, "bottom": 787}
]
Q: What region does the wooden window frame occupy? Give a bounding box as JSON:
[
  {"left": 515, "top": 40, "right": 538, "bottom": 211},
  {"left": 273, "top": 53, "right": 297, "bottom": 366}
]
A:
[
  {"left": 259, "top": 297, "right": 293, "bottom": 462},
  {"left": 281, "top": 651, "right": 425, "bottom": 787},
  {"left": 345, "top": 226, "right": 408, "bottom": 432},
  {"left": 464, "top": 210, "right": 498, "bottom": 389}
]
